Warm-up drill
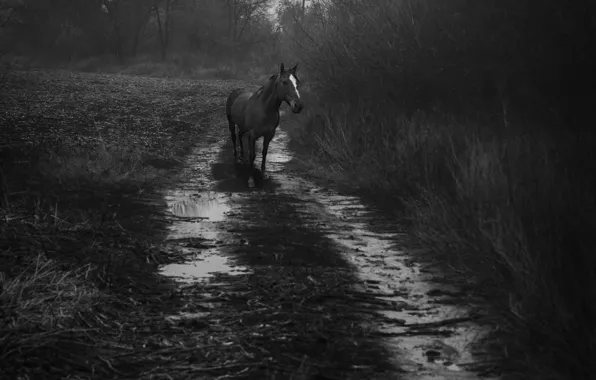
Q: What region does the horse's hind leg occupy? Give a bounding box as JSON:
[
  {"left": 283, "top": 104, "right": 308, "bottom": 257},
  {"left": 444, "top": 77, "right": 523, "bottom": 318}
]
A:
[
  {"left": 228, "top": 122, "right": 237, "bottom": 157},
  {"left": 247, "top": 132, "right": 257, "bottom": 188},
  {"left": 238, "top": 130, "right": 246, "bottom": 159}
]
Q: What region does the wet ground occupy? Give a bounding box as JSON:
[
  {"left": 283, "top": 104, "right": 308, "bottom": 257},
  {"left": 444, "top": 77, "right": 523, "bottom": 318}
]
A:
[{"left": 157, "top": 102, "right": 499, "bottom": 379}]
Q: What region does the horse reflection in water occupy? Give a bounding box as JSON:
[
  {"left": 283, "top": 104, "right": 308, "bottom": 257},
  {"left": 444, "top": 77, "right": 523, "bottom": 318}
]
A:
[{"left": 225, "top": 63, "right": 304, "bottom": 188}]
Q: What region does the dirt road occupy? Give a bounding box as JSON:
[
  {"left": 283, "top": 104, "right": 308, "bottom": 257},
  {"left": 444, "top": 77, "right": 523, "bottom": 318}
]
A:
[
  {"left": 1, "top": 70, "right": 497, "bottom": 379},
  {"left": 157, "top": 90, "right": 497, "bottom": 379}
]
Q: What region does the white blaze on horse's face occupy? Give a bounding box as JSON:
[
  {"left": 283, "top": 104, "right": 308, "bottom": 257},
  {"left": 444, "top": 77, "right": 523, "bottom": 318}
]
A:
[
  {"left": 285, "top": 72, "right": 303, "bottom": 113},
  {"left": 289, "top": 74, "right": 300, "bottom": 99}
]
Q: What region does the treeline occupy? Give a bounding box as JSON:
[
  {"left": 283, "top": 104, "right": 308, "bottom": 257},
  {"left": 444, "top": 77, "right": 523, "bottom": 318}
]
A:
[
  {"left": 0, "top": 0, "right": 280, "bottom": 67},
  {"left": 278, "top": 0, "right": 596, "bottom": 130}
]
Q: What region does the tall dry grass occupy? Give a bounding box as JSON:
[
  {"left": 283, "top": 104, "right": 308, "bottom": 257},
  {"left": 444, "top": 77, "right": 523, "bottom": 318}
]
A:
[
  {"left": 0, "top": 130, "right": 171, "bottom": 377},
  {"left": 281, "top": 0, "right": 596, "bottom": 377}
]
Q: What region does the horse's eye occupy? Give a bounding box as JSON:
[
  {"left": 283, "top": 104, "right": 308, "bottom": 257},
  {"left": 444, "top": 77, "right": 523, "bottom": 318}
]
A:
[{"left": 282, "top": 80, "right": 288, "bottom": 85}]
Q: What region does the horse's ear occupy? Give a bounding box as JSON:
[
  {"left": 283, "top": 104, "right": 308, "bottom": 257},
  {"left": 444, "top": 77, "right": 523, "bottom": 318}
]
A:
[
  {"left": 280, "top": 63, "right": 285, "bottom": 74},
  {"left": 291, "top": 62, "right": 298, "bottom": 73}
]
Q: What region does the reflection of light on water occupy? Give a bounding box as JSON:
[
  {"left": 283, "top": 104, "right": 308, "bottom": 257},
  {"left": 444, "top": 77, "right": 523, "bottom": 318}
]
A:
[
  {"left": 169, "top": 198, "right": 230, "bottom": 221},
  {"left": 159, "top": 249, "right": 250, "bottom": 283}
]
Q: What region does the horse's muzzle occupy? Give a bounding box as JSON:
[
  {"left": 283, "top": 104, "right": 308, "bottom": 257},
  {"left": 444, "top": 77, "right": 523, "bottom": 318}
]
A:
[{"left": 290, "top": 100, "right": 304, "bottom": 114}]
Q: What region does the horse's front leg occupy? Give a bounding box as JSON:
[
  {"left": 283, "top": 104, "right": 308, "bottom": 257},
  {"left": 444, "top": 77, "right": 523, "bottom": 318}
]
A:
[
  {"left": 229, "top": 122, "right": 237, "bottom": 157},
  {"left": 247, "top": 132, "right": 257, "bottom": 188},
  {"left": 261, "top": 132, "right": 275, "bottom": 180}
]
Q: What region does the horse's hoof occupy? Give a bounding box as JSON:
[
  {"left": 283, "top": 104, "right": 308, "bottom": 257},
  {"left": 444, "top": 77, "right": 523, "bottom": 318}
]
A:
[
  {"left": 262, "top": 172, "right": 269, "bottom": 180},
  {"left": 247, "top": 177, "right": 255, "bottom": 188}
]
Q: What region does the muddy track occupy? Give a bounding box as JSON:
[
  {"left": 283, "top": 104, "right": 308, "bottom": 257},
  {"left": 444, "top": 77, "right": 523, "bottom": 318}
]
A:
[{"left": 156, "top": 85, "right": 498, "bottom": 380}]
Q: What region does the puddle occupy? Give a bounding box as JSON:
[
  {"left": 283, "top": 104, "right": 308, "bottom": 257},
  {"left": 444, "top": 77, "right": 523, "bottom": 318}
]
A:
[
  {"left": 169, "top": 197, "right": 230, "bottom": 221},
  {"left": 160, "top": 248, "right": 250, "bottom": 282}
]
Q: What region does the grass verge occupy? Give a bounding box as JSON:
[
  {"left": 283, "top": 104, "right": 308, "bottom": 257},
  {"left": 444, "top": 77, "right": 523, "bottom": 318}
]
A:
[
  {"left": 0, "top": 68, "right": 238, "bottom": 378},
  {"left": 0, "top": 141, "right": 170, "bottom": 378},
  {"left": 283, "top": 89, "right": 596, "bottom": 379}
]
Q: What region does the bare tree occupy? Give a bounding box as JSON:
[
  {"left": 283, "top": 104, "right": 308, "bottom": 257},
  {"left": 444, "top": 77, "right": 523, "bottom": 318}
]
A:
[
  {"left": 0, "top": 0, "right": 17, "bottom": 28},
  {"left": 102, "top": 0, "right": 126, "bottom": 59},
  {"left": 102, "top": 0, "right": 153, "bottom": 59},
  {"left": 0, "top": 0, "right": 280, "bottom": 66},
  {"left": 0, "top": 0, "right": 21, "bottom": 57},
  {"left": 129, "top": 0, "right": 154, "bottom": 56},
  {"left": 225, "top": 0, "right": 270, "bottom": 44},
  {"left": 154, "top": 0, "right": 177, "bottom": 60}
]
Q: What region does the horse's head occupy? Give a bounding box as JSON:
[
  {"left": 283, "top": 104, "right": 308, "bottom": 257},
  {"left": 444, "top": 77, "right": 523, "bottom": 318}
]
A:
[{"left": 276, "top": 62, "right": 303, "bottom": 114}]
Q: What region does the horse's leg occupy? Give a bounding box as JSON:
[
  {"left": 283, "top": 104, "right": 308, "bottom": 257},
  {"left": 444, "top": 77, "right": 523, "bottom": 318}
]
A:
[
  {"left": 247, "top": 131, "right": 257, "bottom": 188},
  {"left": 229, "top": 122, "right": 237, "bottom": 157},
  {"left": 238, "top": 130, "right": 246, "bottom": 160},
  {"left": 261, "top": 131, "right": 275, "bottom": 180}
]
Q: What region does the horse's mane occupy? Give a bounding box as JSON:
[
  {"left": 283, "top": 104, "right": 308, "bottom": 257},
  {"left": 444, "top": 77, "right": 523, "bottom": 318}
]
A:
[{"left": 255, "top": 74, "right": 279, "bottom": 99}]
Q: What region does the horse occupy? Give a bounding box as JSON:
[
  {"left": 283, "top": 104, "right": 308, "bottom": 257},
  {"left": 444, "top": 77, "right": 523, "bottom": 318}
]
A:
[{"left": 225, "top": 62, "right": 304, "bottom": 188}]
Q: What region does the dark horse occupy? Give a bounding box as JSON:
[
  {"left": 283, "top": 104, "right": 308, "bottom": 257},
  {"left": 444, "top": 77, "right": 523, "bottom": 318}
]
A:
[{"left": 226, "top": 63, "right": 304, "bottom": 188}]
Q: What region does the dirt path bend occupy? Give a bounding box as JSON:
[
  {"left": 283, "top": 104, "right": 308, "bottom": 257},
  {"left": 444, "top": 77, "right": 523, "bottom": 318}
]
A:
[{"left": 157, "top": 84, "right": 498, "bottom": 380}]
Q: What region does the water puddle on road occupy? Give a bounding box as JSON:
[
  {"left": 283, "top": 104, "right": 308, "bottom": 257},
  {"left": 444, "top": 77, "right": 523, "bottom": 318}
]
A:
[
  {"left": 169, "top": 196, "right": 229, "bottom": 221},
  {"left": 159, "top": 247, "right": 249, "bottom": 283},
  {"left": 158, "top": 140, "right": 250, "bottom": 284}
]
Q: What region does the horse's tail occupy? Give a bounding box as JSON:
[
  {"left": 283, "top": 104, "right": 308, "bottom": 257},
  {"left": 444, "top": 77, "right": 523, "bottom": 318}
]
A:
[{"left": 226, "top": 89, "right": 243, "bottom": 127}]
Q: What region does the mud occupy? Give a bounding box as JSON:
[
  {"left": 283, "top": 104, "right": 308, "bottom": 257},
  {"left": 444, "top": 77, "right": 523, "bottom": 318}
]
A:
[{"left": 156, "top": 92, "right": 499, "bottom": 379}]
